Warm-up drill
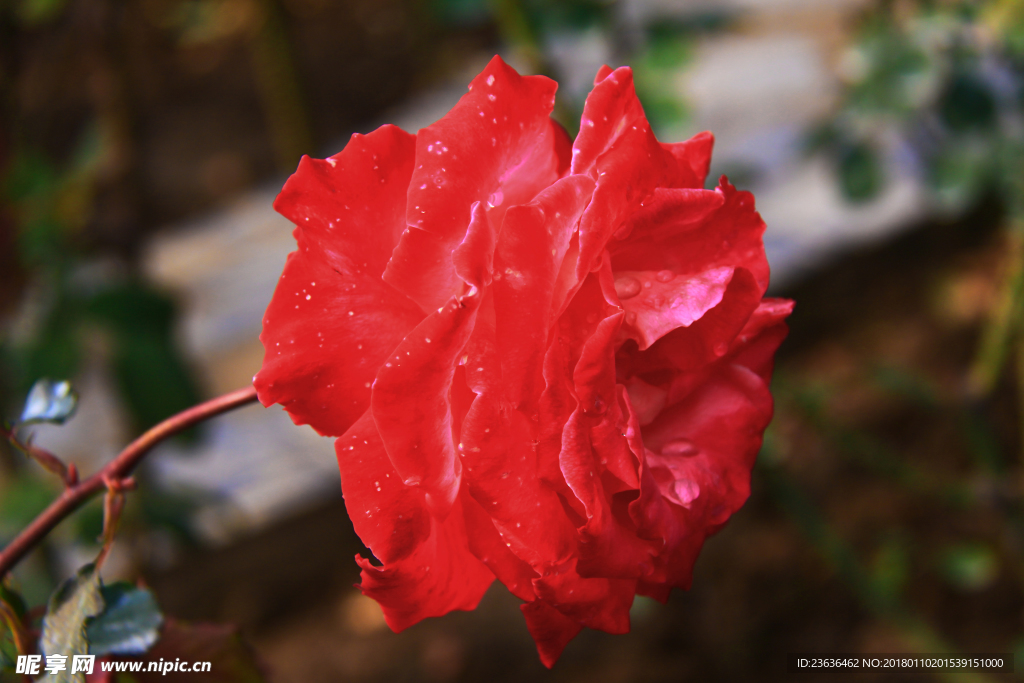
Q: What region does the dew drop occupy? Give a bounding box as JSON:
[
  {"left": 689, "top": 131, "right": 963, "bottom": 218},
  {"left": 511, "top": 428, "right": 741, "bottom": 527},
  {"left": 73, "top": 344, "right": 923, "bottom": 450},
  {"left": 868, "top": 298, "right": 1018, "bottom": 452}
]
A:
[
  {"left": 487, "top": 190, "right": 504, "bottom": 207},
  {"left": 655, "top": 270, "right": 675, "bottom": 283},
  {"left": 661, "top": 439, "right": 699, "bottom": 457},
  {"left": 672, "top": 479, "right": 700, "bottom": 506},
  {"left": 486, "top": 74, "right": 495, "bottom": 86},
  {"left": 713, "top": 341, "right": 729, "bottom": 356},
  {"left": 614, "top": 275, "right": 641, "bottom": 300}
]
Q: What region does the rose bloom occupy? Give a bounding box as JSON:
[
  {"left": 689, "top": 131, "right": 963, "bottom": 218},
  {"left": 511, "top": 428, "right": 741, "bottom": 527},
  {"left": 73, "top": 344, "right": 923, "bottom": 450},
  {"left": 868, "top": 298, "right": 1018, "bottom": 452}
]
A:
[{"left": 255, "top": 56, "right": 792, "bottom": 666}]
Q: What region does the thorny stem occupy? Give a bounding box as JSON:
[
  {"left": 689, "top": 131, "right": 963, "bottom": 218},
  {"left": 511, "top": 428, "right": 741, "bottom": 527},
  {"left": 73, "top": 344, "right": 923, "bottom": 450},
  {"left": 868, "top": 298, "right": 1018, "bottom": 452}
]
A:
[{"left": 0, "top": 385, "right": 259, "bottom": 578}]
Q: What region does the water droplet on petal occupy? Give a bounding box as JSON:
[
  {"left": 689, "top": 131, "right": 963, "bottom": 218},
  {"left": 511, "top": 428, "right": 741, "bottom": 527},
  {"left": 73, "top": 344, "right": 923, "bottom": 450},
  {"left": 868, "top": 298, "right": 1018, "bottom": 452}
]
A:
[
  {"left": 487, "top": 190, "right": 504, "bottom": 207},
  {"left": 614, "top": 275, "right": 642, "bottom": 300},
  {"left": 672, "top": 479, "right": 700, "bottom": 506},
  {"left": 714, "top": 341, "right": 729, "bottom": 356},
  {"left": 661, "top": 439, "right": 698, "bottom": 457},
  {"left": 655, "top": 270, "right": 675, "bottom": 283}
]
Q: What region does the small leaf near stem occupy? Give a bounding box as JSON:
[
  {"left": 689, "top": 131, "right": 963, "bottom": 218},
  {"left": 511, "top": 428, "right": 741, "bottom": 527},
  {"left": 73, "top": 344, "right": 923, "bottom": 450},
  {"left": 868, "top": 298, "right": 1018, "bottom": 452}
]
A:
[
  {"left": 94, "top": 477, "right": 134, "bottom": 571},
  {"left": 87, "top": 583, "right": 162, "bottom": 656},
  {"left": 1, "top": 423, "right": 76, "bottom": 486},
  {"left": 0, "top": 593, "right": 30, "bottom": 656}
]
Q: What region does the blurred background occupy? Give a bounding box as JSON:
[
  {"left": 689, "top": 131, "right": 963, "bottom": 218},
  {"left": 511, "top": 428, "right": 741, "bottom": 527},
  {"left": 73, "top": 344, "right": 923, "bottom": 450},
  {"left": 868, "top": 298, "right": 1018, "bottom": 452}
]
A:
[{"left": 2, "top": 0, "right": 1024, "bottom": 680}]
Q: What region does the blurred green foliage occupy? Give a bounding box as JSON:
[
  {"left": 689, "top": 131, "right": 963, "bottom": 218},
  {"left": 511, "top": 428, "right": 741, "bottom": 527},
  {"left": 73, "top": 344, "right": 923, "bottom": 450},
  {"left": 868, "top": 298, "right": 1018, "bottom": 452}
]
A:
[
  {"left": 814, "top": 0, "right": 1024, "bottom": 208},
  {"left": 0, "top": 0, "right": 210, "bottom": 647},
  {"left": 0, "top": 146, "right": 202, "bottom": 435}
]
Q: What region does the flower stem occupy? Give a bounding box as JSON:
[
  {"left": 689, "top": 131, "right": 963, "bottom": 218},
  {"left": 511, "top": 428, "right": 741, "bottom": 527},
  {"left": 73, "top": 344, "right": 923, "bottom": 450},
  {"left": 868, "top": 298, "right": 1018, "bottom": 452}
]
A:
[{"left": 0, "top": 385, "right": 259, "bottom": 578}]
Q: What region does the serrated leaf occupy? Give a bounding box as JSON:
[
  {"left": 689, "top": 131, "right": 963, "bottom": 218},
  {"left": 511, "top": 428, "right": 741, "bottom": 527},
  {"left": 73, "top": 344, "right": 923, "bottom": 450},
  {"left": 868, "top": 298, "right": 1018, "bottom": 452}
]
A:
[
  {"left": 40, "top": 564, "right": 104, "bottom": 683},
  {"left": 87, "top": 583, "right": 163, "bottom": 656},
  {"left": 20, "top": 379, "right": 78, "bottom": 425}
]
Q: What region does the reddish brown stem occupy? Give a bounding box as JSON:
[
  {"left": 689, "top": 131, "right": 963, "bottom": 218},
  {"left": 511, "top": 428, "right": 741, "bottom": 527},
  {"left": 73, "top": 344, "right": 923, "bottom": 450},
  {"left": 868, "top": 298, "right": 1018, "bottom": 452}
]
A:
[{"left": 0, "top": 385, "right": 259, "bottom": 578}]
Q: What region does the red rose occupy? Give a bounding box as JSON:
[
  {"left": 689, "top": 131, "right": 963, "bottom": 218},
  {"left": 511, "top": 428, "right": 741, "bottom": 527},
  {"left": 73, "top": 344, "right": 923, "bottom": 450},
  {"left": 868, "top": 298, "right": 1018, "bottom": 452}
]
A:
[{"left": 255, "top": 56, "right": 792, "bottom": 667}]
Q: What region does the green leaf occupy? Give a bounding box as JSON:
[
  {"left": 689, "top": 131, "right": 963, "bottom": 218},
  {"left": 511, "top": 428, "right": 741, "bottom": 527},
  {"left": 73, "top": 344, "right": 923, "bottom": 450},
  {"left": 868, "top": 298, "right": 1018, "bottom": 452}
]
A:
[
  {"left": 87, "top": 584, "right": 163, "bottom": 656},
  {"left": 19, "top": 379, "right": 78, "bottom": 425},
  {"left": 938, "top": 72, "right": 997, "bottom": 133},
  {"left": 40, "top": 564, "right": 104, "bottom": 683},
  {"left": 0, "top": 584, "right": 27, "bottom": 621},
  {"left": 938, "top": 543, "right": 998, "bottom": 592},
  {"left": 837, "top": 141, "right": 883, "bottom": 203}
]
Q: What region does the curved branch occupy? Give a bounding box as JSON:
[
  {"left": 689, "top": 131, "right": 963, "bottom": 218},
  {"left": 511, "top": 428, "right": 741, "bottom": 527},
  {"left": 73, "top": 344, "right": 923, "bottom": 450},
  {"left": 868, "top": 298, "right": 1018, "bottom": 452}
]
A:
[{"left": 0, "top": 385, "right": 260, "bottom": 578}]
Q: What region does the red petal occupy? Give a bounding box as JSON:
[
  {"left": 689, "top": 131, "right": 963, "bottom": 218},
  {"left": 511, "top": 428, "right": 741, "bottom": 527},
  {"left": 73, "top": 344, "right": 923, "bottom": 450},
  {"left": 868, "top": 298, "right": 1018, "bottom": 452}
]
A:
[
  {"left": 461, "top": 493, "right": 538, "bottom": 601},
  {"left": 661, "top": 130, "right": 715, "bottom": 189},
  {"left": 536, "top": 271, "right": 619, "bottom": 511},
  {"left": 272, "top": 125, "right": 415, "bottom": 274},
  {"left": 616, "top": 266, "right": 736, "bottom": 350},
  {"left": 531, "top": 564, "right": 635, "bottom": 634},
  {"left": 636, "top": 581, "right": 672, "bottom": 603},
  {"left": 452, "top": 202, "right": 497, "bottom": 290},
  {"left": 384, "top": 56, "right": 569, "bottom": 311},
  {"left": 611, "top": 179, "right": 770, "bottom": 292},
  {"left": 337, "top": 411, "right": 494, "bottom": 631},
  {"left": 256, "top": 126, "right": 424, "bottom": 436},
  {"left": 371, "top": 287, "right": 482, "bottom": 517},
  {"left": 609, "top": 187, "right": 723, "bottom": 251},
  {"left": 730, "top": 298, "right": 794, "bottom": 382},
  {"left": 631, "top": 359, "right": 778, "bottom": 589},
  {"left": 650, "top": 267, "right": 764, "bottom": 377},
  {"left": 520, "top": 600, "right": 583, "bottom": 668},
  {"left": 570, "top": 66, "right": 682, "bottom": 278},
  {"left": 575, "top": 126, "right": 673, "bottom": 279},
  {"left": 558, "top": 317, "right": 660, "bottom": 579},
  {"left": 458, "top": 308, "right": 579, "bottom": 572},
  {"left": 460, "top": 389, "right": 578, "bottom": 572},
  {"left": 493, "top": 175, "right": 596, "bottom": 411}
]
